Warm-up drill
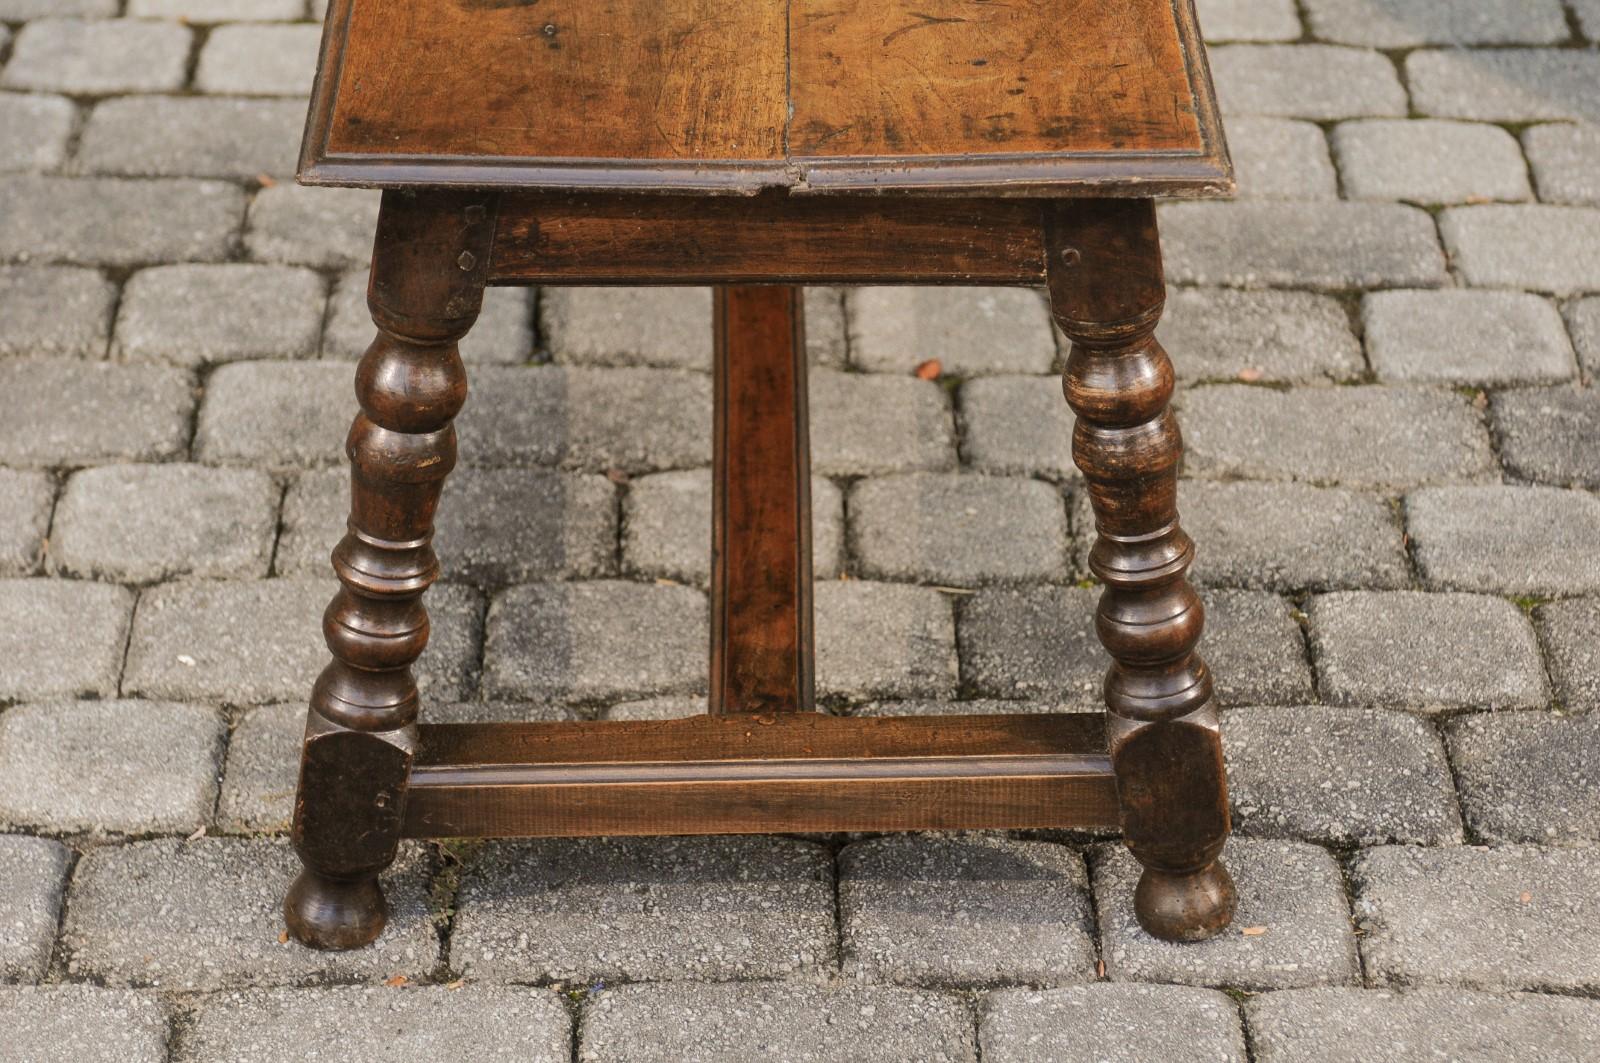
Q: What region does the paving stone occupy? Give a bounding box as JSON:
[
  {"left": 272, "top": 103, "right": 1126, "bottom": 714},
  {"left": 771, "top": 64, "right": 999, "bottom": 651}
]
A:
[
  {"left": 1247, "top": 986, "right": 1600, "bottom": 1063},
  {"left": 1364, "top": 290, "right": 1573, "bottom": 386},
  {"left": 1, "top": 19, "right": 190, "bottom": 94},
  {"left": 957, "top": 375, "right": 1075, "bottom": 481},
  {"left": 1332, "top": 120, "right": 1531, "bottom": 204},
  {"left": 1441, "top": 205, "right": 1600, "bottom": 294},
  {"left": 580, "top": 982, "right": 976, "bottom": 1063},
  {"left": 1179, "top": 385, "right": 1493, "bottom": 488},
  {"left": 1571, "top": 298, "right": 1600, "bottom": 380},
  {"left": 193, "top": 360, "right": 351, "bottom": 468},
  {"left": 620, "top": 468, "right": 843, "bottom": 584},
  {"left": 840, "top": 835, "right": 1095, "bottom": 987},
  {"left": 1524, "top": 123, "right": 1600, "bottom": 207},
  {"left": 1096, "top": 839, "right": 1360, "bottom": 990},
  {"left": 981, "top": 984, "right": 1247, "bottom": 1063},
  {"left": 132, "top": 0, "right": 302, "bottom": 18},
  {"left": 1225, "top": 705, "right": 1462, "bottom": 846},
  {"left": 0, "top": 360, "right": 193, "bottom": 468},
  {"left": 541, "top": 287, "right": 709, "bottom": 369},
  {"left": 0, "top": 700, "right": 224, "bottom": 834},
  {"left": 124, "top": 578, "right": 481, "bottom": 704},
  {"left": 1407, "top": 485, "right": 1600, "bottom": 595},
  {"left": 1182, "top": 481, "right": 1408, "bottom": 591},
  {"left": 1537, "top": 597, "right": 1600, "bottom": 711},
  {"left": 0, "top": 265, "right": 115, "bottom": 359},
  {"left": 323, "top": 268, "right": 534, "bottom": 364},
  {"left": 1307, "top": 591, "right": 1548, "bottom": 711},
  {"left": 1162, "top": 287, "right": 1364, "bottom": 385},
  {"left": 452, "top": 836, "right": 834, "bottom": 982},
  {"left": 1492, "top": 386, "right": 1600, "bottom": 488},
  {"left": 0, "top": 579, "right": 132, "bottom": 700},
  {"left": 810, "top": 368, "right": 957, "bottom": 477},
  {"left": 0, "top": 0, "right": 115, "bottom": 13},
  {"left": 1196, "top": 0, "right": 1300, "bottom": 41},
  {"left": 0, "top": 835, "right": 70, "bottom": 982},
  {"left": 1209, "top": 45, "right": 1406, "bottom": 119},
  {"left": 803, "top": 286, "right": 849, "bottom": 368},
  {"left": 849, "top": 288, "right": 1056, "bottom": 376},
  {"left": 1160, "top": 202, "right": 1446, "bottom": 288},
  {"left": 1200, "top": 589, "right": 1317, "bottom": 706},
  {"left": 1448, "top": 711, "right": 1600, "bottom": 845},
  {"left": 0, "top": 93, "right": 74, "bottom": 173},
  {"left": 64, "top": 837, "right": 437, "bottom": 990},
  {"left": 1226, "top": 117, "right": 1337, "bottom": 200},
  {"left": 1353, "top": 844, "right": 1600, "bottom": 991},
  {"left": 0, "top": 177, "right": 243, "bottom": 266},
  {"left": 76, "top": 96, "right": 304, "bottom": 180},
  {"left": 484, "top": 581, "right": 705, "bottom": 702},
  {"left": 1, "top": 986, "right": 169, "bottom": 1063},
  {"left": 849, "top": 473, "right": 1071, "bottom": 585},
  {"left": 816, "top": 580, "right": 958, "bottom": 702},
  {"left": 0, "top": 469, "right": 52, "bottom": 576},
  {"left": 183, "top": 986, "right": 572, "bottom": 1063},
  {"left": 195, "top": 24, "right": 322, "bottom": 96},
  {"left": 114, "top": 264, "right": 323, "bottom": 367},
  {"left": 51, "top": 464, "right": 277, "bottom": 582},
  {"left": 1304, "top": 0, "right": 1568, "bottom": 46},
  {"left": 852, "top": 698, "right": 1089, "bottom": 717},
  {"left": 217, "top": 702, "right": 300, "bottom": 834},
  {"left": 1578, "top": 0, "right": 1600, "bottom": 40},
  {"left": 1408, "top": 49, "right": 1600, "bottom": 123},
  {"left": 957, "top": 585, "right": 1103, "bottom": 705},
  {"left": 600, "top": 695, "right": 704, "bottom": 721},
  {"left": 245, "top": 184, "right": 380, "bottom": 269}
]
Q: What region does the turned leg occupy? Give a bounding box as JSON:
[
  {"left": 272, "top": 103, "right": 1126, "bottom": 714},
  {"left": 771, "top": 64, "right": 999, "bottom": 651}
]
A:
[
  {"left": 1045, "top": 199, "right": 1236, "bottom": 942},
  {"left": 286, "top": 190, "right": 497, "bottom": 949}
]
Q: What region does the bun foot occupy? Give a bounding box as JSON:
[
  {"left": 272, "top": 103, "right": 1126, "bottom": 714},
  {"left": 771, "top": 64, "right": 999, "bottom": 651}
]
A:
[
  {"left": 284, "top": 870, "right": 387, "bottom": 950},
  {"left": 1134, "top": 861, "right": 1237, "bottom": 942}
]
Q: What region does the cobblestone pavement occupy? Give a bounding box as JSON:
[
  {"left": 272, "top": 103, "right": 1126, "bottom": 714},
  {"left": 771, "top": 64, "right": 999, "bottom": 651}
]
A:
[{"left": 3, "top": 0, "right": 1600, "bottom": 1059}]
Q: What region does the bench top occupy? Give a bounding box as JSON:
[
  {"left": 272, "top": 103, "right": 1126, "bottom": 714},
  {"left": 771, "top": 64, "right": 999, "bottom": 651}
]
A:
[{"left": 300, "top": 0, "right": 1231, "bottom": 197}]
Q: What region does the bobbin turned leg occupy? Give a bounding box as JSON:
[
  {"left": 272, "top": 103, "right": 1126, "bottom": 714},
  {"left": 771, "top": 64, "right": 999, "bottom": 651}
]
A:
[
  {"left": 285, "top": 190, "right": 497, "bottom": 949},
  {"left": 1046, "top": 199, "right": 1236, "bottom": 942}
]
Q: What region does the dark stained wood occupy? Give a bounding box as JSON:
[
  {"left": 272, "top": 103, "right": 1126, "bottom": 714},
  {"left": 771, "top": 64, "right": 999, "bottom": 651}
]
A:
[
  {"left": 300, "top": 0, "right": 1230, "bottom": 196},
  {"left": 1046, "top": 198, "right": 1235, "bottom": 942},
  {"left": 487, "top": 193, "right": 1048, "bottom": 285},
  {"left": 710, "top": 287, "right": 814, "bottom": 715}
]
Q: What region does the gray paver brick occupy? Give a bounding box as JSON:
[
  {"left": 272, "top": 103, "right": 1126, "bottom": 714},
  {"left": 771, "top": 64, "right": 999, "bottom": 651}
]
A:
[
  {"left": 1203, "top": 589, "right": 1318, "bottom": 706},
  {"left": 1308, "top": 591, "right": 1548, "bottom": 711},
  {"left": 192, "top": 360, "right": 351, "bottom": 468},
  {"left": 124, "top": 578, "right": 482, "bottom": 704},
  {"left": 0, "top": 835, "right": 70, "bottom": 982},
  {"left": 195, "top": 24, "right": 322, "bottom": 96},
  {"left": 849, "top": 288, "right": 1056, "bottom": 376},
  {"left": 601, "top": 695, "right": 703, "bottom": 721},
  {"left": 1409, "top": 49, "right": 1600, "bottom": 123},
  {"left": 580, "top": 982, "right": 976, "bottom": 1063},
  {"left": 1578, "top": 0, "right": 1600, "bottom": 40},
  {"left": 76, "top": 97, "right": 305, "bottom": 180},
  {"left": 1448, "top": 711, "right": 1600, "bottom": 845},
  {"left": 1247, "top": 986, "right": 1600, "bottom": 1063},
  {"left": 1354, "top": 844, "right": 1600, "bottom": 991},
  {"left": 1179, "top": 385, "right": 1493, "bottom": 488},
  {"left": 0, "top": 700, "right": 224, "bottom": 834},
  {"left": 1364, "top": 290, "right": 1573, "bottom": 385},
  {"left": 0, "top": 177, "right": 243, "bottom": 266},
  {"left": 484, "top": 580, "right": 705, "bottom": 702},
  {"left": 452, "top": 836, "right": 834, "bottom": 983},
  {"left": 63, "top": 838, "right": 438, "bottom": 990},
  {"left": 1492, "top": 386, "right": 1600, "bottom": 488},
  {"left": 183, "top": 986, "right": 572, "bottom": 1063},
  {"left": 245, "top": 185, "right": 380, "bottom": 269},
  {"left": 1407, "top": 485, "right": 1600, "bottom": 595},
  {"left": 1333, "top": 120, "right": 1532, "bottom": 204},
  {"left": 0, "top": 469, "right": 52, "bottom": 576},
  {"left": 1570, "top": 297, "right": 1600, "bottom": 379},
  {"left": 1160, "top": 202, "right": 1446, "bottom": 289},
  {"left": 816, "top": 580, "right": 958, "bottom": 702},
  {"left": 542, "top": 287, "right": 710, "bottom": 369},
  {"left": 810, "top": 368, "right": 957, "bottom": 477},
  {"left": 1440, "top": 205, "right": 1600, "bottom": 294},
  {"left": 1, "top": 986, "right": 168, "bottom": 1063},
  {"left": 1227, "top": 117, "right": 1337, "bottom": 200},
  {"left": 1162, "top": 287, "right": 1364, "bottom": 385},
  {"left": 840, "top": 835, "right": 1095, "bottom": 987},
  {"left": 1536, "top": 597, "right": 1600, "bottom": 711},
  {"left": 1182, "top": 480, "right": 1408, "bottom": 591},
  {"left": 0, "top": 359, "right": 193, "bottom": 468},
  {"left": 324, "top": 268, "right": 534, "bottom": 364},
  {"left": 1524, "top": 123, "right": 1600, "bottom": 207},
  {"left": 1, "top": 19, "right": 190, "bottom": 94},
  {"left": 217, "top": 702, "right": 300, "bottom": 834},
  {"left": 0, "top": 265, "right": 116, "bottom": 358},
  {"left": 957, "top": 375, "right": 1075, "bottom": 481},
  {"left": 114, "top": 264, "right": 324, "bottom": 367},
  {"left": 0, "top": 92, "right": 74, "bottom": 173},
  {"left": 853, "top": 698, "right": 1090, "bottom": 718},
  {"left": 849, "top": 473, "right": 1071, "bottom": 585},
  {"left": 982, "top": 984, "right": 1247, "bottom": 1063},
  {"left": 1197, "top": 0, "right": 1300, "bottom": 42},
  {"left": 52, "top": 464, "right": 277, "bottom": 582},
  {"left": 132, "top": 0, "right": 302, "bottom": 17},
  {"left": 1210, "top": 44, "right": 1406, "bottom": 119},
  {"left": 1304, "top": 0, "right": 1568, "bottom": 46},
  {"left": 0, "top": 0, "right": 116, "bottom": 13},
  {"left": 1096, "top": 839, "right": 1360, "bottom": 991},
  {"left": 0, "top": 578, "right": 132, "bottom": 700},
  {"left": 957, "top": 585, "right": 1103, "bottom": 704},
  {"left": 1225, "top": 705, "right": 1462, "bottom": 845}
]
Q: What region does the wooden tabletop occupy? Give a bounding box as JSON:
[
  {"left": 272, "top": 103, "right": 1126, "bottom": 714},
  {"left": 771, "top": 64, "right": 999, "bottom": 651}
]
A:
[{"left": 301, "top": 0, "right": 1231, "bottom": 197}]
